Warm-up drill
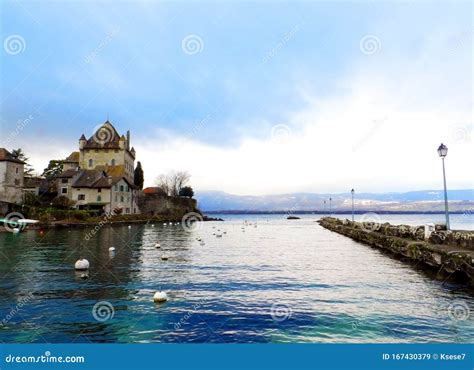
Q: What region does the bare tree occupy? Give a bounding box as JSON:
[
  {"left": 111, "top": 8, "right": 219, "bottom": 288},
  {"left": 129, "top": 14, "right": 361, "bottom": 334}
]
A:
[
  {"left": 155, "top": 171, "right": 191, "bottom": 197},
  {"left": 155, "top": 174, "right": 171, "bottom": 196}
]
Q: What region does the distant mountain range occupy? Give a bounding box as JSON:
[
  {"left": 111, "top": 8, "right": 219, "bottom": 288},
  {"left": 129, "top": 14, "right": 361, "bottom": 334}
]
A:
[{"left": 195, "top": 189, "right": 474, "bottom": 213}]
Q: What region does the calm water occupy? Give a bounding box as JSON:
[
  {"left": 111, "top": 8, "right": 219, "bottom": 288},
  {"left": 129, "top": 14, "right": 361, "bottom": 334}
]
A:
[{"left": 0, "top": 214, "right": 473, "bottom": 343}]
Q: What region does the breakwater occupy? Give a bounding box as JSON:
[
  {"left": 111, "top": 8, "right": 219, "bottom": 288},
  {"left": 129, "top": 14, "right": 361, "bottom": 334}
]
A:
[{"left": 318, "top": 217, "right": 474, "bottom": 284}]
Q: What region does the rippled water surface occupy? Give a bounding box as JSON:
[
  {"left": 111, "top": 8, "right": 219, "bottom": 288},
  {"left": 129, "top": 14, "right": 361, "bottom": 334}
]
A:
[{"left": 0, "top": 214, "right": 473, "bottom": 343}]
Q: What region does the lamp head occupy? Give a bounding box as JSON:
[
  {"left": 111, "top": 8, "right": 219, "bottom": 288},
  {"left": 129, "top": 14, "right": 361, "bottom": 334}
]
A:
[{"left": 437, "top": 143, "right": 448, "bottom": 158}]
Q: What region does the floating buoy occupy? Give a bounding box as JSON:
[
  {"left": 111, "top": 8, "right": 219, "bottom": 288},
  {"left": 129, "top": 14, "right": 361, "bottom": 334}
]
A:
[
  {"left": 153, "top": 291, "right": 168, "bottom": 303},
  {"left": 151, "top": 224, "right": 155, "bottom": 227},
  {"left": 74, "top": 259, "right": 90, "bottom": 270},
  {"left": 108, "top": 247, "right": 115, "bottom": 251},
  {"left": 161, "top": 255, "right": 169, "bottom": 260},
  {"left": 216, "top": 234, "right": 222, "bottom": 238},
  {"left": 164, "top": 223, "right": 167, "bottom": 226},
  {"left": 155, "top": 243, "right": 161, "bottom": 248},
  {"left": 12, "top": 228, "right": 20, "bottom": 234},
  {"left": 223, "top": 231, "right": 227, "bottom": 234}
]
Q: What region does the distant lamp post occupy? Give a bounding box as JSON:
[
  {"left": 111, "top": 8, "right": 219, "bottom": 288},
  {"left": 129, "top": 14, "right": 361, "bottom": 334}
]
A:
[
  {"left": 351, "top": 189, "right": 355, "bottom": 222},
  {"left": 329, "top": 197, "right": 332, "bottom": 216},
  {"left": 437, "top": 143, "right": 450, "bottom": 230}
]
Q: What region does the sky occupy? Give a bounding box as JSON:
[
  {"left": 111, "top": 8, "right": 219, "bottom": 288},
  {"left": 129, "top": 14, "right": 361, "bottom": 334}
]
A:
[{"left": 0, "top": 0, "right": 472, "bottom": 195}]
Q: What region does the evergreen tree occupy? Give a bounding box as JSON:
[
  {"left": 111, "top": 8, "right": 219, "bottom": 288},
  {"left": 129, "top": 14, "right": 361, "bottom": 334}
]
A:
[
  {"left": 11, "top": 148, "right": 34, "bottom": 176},
  {"left": 42, "top": 160, "right": 64, "bottom": 180},
  {"left": 134, "top": 161, "right": 144, "bottom": 189},
  {"left": 179, "top": 186, "right": 194, "bottom": 198}
]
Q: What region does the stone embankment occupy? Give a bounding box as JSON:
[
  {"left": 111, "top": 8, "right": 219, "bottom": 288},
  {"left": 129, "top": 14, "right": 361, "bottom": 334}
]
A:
[{"left": 318, "top": 217, "right": 474, "bottom": 284}]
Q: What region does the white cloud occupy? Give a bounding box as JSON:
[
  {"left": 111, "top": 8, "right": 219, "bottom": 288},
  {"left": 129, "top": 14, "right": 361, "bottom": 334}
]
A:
[{"left": 132, "top": 43, "right": 472, "bottom": 195}]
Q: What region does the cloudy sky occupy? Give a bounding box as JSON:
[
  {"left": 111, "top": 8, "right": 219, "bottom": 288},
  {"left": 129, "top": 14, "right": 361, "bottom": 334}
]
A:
[{"left": 1, "top": 1, "right": 472, "bottom": 195}]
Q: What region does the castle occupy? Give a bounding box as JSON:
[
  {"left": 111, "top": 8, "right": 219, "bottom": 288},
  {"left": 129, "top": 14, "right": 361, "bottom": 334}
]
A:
[{"left": 56, "top": 121, "right": 140, "bottom": 214}]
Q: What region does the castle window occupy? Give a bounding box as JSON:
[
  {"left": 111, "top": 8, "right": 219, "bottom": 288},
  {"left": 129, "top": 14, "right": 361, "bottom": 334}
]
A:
[
  {"left": 120, "top": 185, "right": 124, "bottom": 192},
  {"left": 61, "top": 178, "right": 68, "bottom": 183},
  {"left": 97, "top": 196, "right": 102, "bottom": 202},
  {"left": 15, "top": 167, "right": 19, "bottom": 174},
  {"left": 78, "top": 194, "right": 85, "bottom": 201},
  {"left": 120, "top": 196, "right": 124, "bottom": 202},
  {"left": 88, "top": 159, "right": 93, "bottom": 167},
  {"left": 111, "top": 159, "right": 116, "bottom": 166},
  {"left": 114, "top": 185, "right": 118, "bottom": 191},
  {"left": 61, "top": 187, "right": 68, "bottom": 194},
  {"left": 98, "top": 188, "right": 101, "bottom": 193}
]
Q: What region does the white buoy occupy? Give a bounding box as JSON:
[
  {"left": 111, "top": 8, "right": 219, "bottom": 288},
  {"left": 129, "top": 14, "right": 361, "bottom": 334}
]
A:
[
  {"left": 128, "top": 225, "right": 132, "bottom": 229},
  {"left": 153, "top": 291, "right": 168, "bottom": 303},
  {"left": 108, "top": 247, "right": 115, "bottom": 251},
  {"left": 74, "top": 259, "right": 90, "bottom": 270},
  {"left": 161, "top": 255, "right": 169, "bottom": 260},
  {"left": 155, "top": 243, "right": 161, "bottom": 248},
  {"left": 12, "top": 228, "right": 20, "bottom": 234},
  {"left": 164, "top": 223, "right": 167, "bottom": 226},
  {"left": 152, "top": 224, "right": 155, "bottom": 227},
  {"left": 216, "top": 234, "right": 222, "bottom": 238}
]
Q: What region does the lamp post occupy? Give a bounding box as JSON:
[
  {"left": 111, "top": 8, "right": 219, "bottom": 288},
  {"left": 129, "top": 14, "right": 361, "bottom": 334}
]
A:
[
  {"left": 329, "top": 197, "right": 332, "bottom": 216},
  {"left": 437, "top": 143, "right": 450, "bottom": 230},
  {"left": 351, "top": 189, "right": 355, "bottom": 222}
]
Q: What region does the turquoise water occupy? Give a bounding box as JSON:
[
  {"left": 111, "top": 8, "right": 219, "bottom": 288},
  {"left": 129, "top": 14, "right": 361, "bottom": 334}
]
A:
[{"left": 0, "top": 214, "right": 473, "bottom": 343}]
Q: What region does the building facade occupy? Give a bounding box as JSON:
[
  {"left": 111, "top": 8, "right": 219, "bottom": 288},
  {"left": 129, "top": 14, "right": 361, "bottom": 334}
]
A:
[
  {"left": 0, "top": 148, "right": 25, "bottom": 214},
  {"left": 56, "top": 121, "right": 140, "bottom": 214}
]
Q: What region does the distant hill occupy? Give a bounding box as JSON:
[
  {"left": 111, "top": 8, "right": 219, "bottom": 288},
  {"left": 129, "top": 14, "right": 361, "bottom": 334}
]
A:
[{"left": 195, "top": 190, "right": 474, "bottom": 213}]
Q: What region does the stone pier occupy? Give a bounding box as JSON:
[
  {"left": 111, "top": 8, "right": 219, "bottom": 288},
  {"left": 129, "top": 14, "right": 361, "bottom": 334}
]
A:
[{"left": 318, "top": 217, "right": 474, "bottom": 285}]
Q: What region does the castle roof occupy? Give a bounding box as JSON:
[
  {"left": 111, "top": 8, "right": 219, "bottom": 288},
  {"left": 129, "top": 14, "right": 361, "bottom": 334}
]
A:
[
  {"left": 81, "top": 121, "right": 122, "bottom": 149},
  {"left": 64, "top": 151, "right": 79, "bottom": 163},
  {"left": 0, "top": 148, "right": 25, "bottom": 164}
]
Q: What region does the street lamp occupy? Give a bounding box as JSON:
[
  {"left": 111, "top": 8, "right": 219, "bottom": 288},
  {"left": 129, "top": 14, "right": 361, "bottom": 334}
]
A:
[
  {"left": 437, "top": 143, "right": 450, "bottom": 230},
  {"left": 351, "top": 189, "right": 355, "bottom": 222}
]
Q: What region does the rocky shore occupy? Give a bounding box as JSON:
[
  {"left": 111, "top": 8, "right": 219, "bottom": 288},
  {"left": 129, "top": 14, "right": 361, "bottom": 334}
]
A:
[{"left": 318, "top": 217, "right": 474, "bottom": 285}]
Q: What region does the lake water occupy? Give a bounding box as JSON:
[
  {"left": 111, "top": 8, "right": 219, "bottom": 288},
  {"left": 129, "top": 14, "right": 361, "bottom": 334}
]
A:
[{"left": 0, "top": 214, "right": 473, "bottom": 343}]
